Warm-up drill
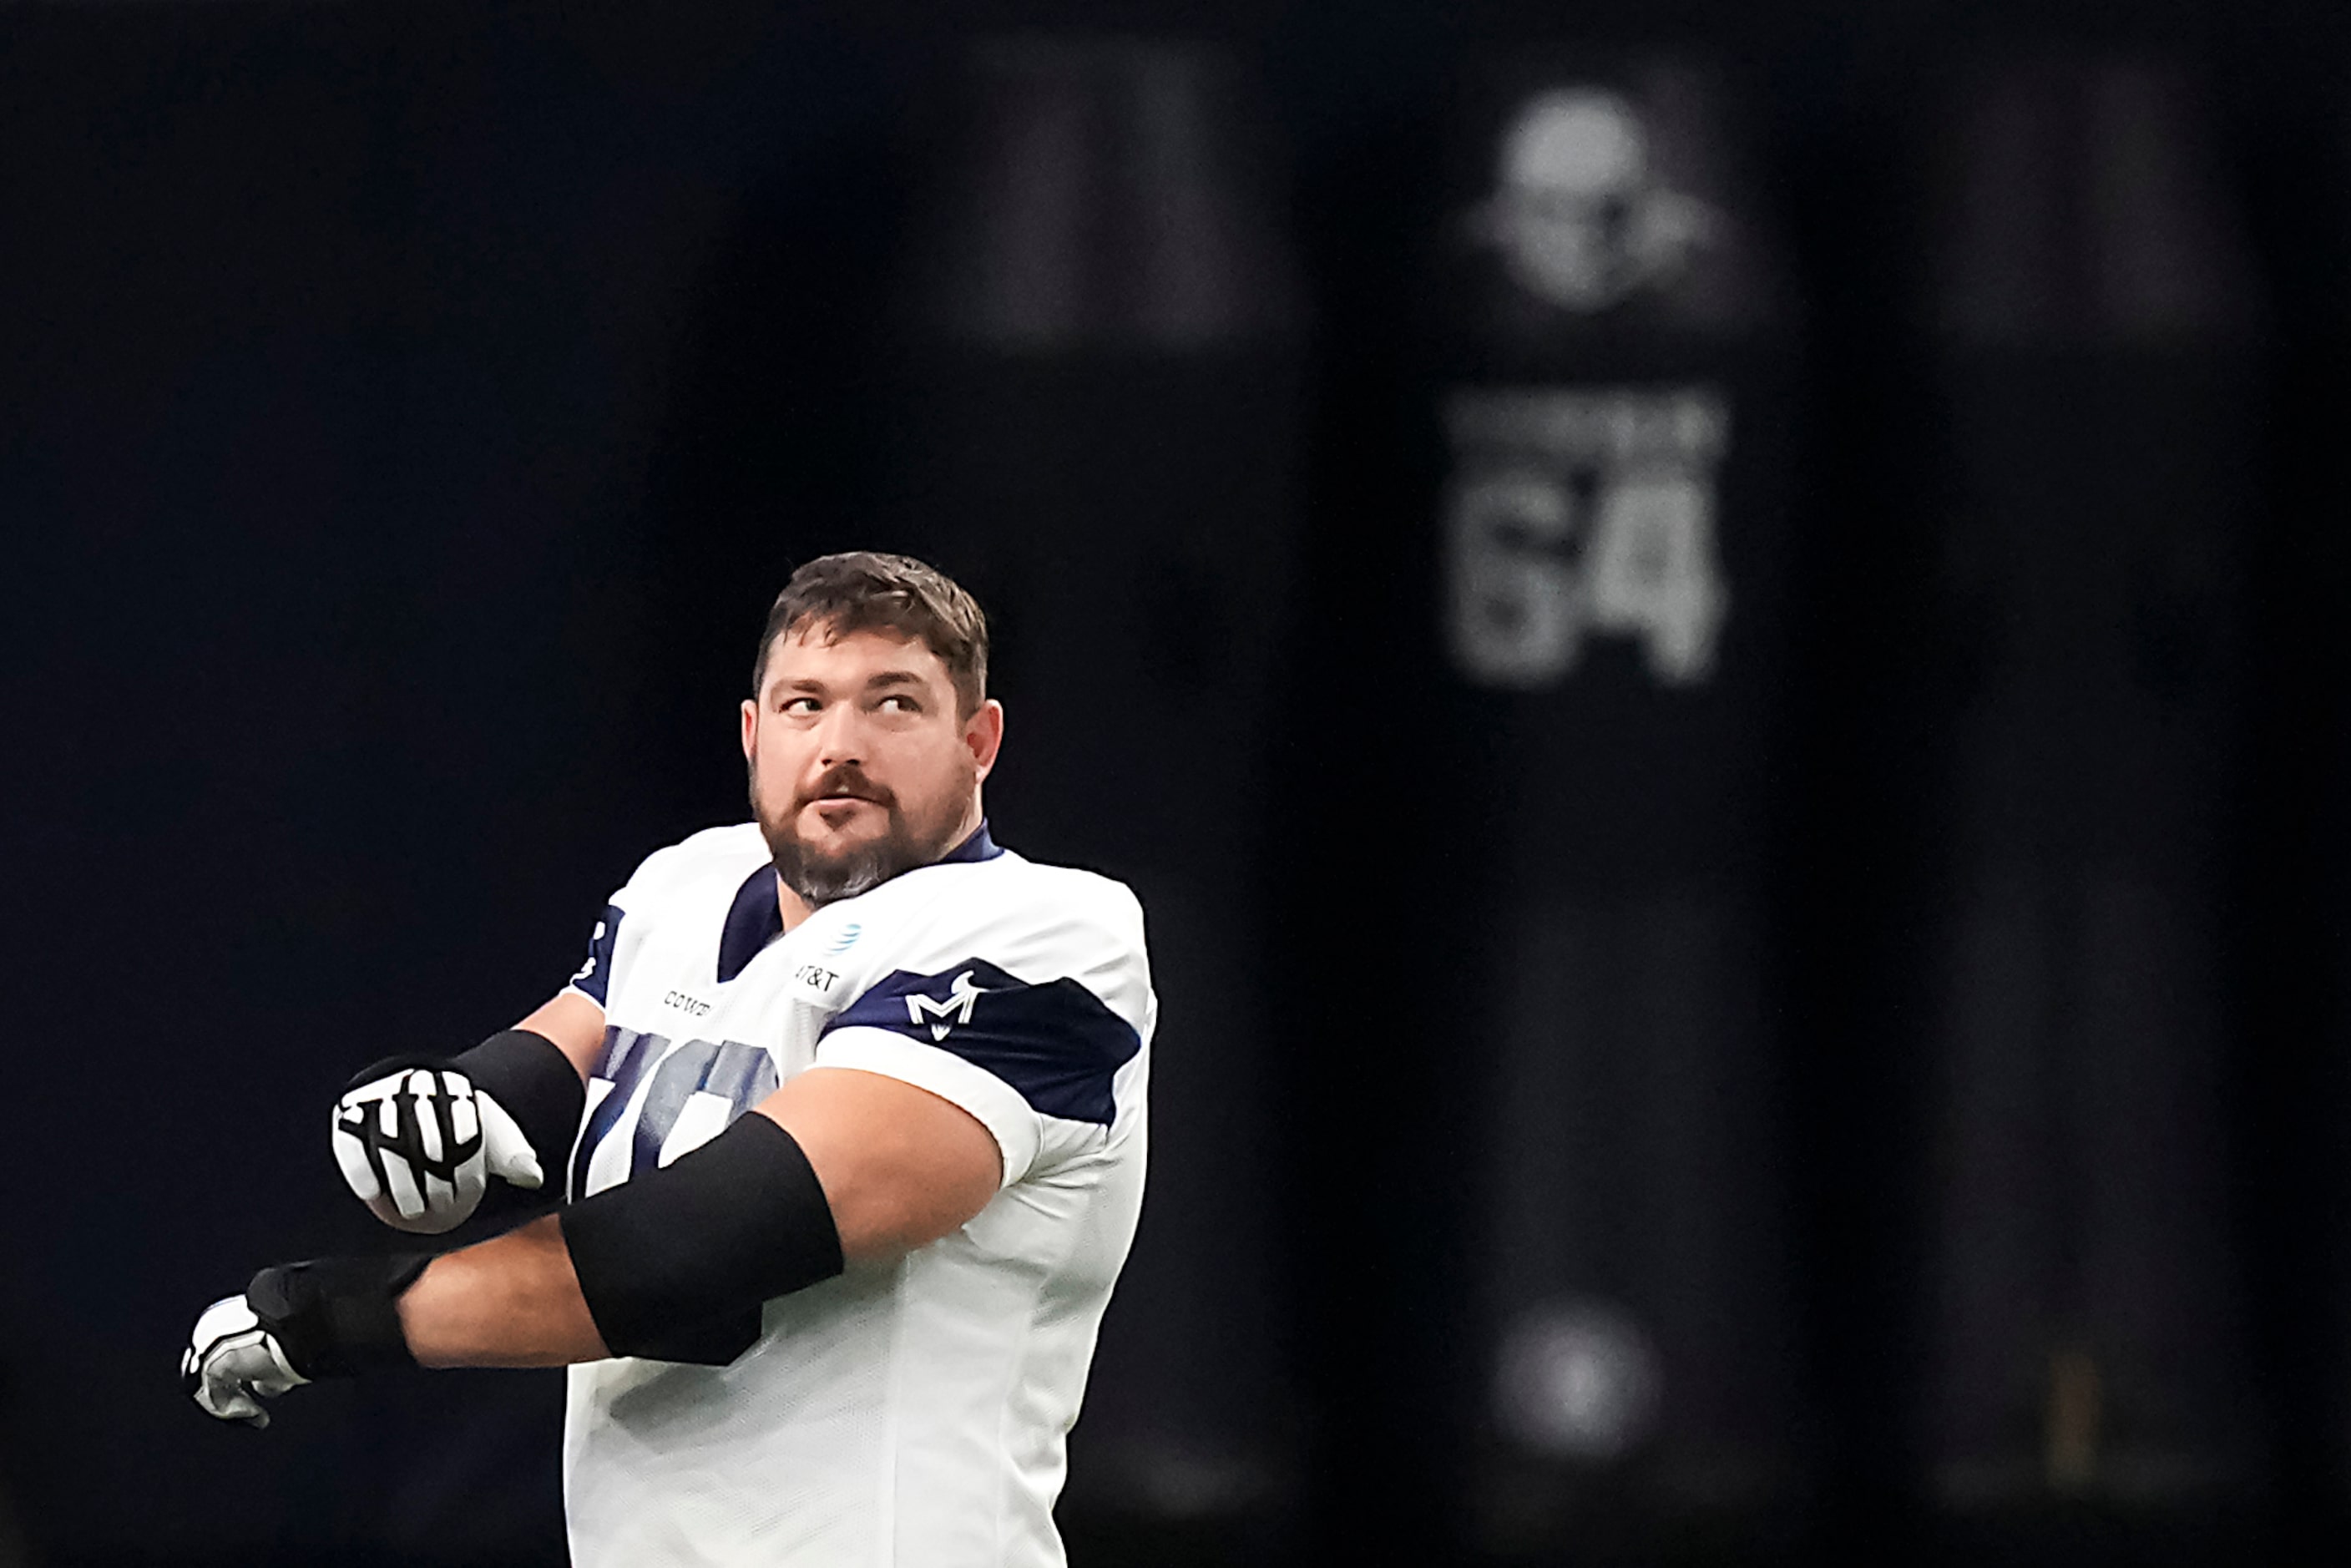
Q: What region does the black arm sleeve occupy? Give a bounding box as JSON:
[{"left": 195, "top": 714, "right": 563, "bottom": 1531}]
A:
[
  {"left": 560, "top": 1114, "right": 845, "bottom": 1366},
  {"left": 246, "top": 1252, "right": 431, "bottom": 1379},
  {"left": 450, "top": 1028, "right": 589, "bottom": 1175}
]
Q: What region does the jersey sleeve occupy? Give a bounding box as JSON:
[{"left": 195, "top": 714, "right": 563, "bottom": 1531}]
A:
[
  {"left": 563, "top": 902, "right": 629, "bottom": 1008},
  {"left": 813, "top": 875, "right": 1151, "bottom": 1188},
  {"left": 560, "top": 847, "right": 674, "bottom": 1009}
]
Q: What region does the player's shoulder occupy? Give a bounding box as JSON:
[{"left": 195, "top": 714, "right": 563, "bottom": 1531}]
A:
[
  {"left": 953, "top": 848, "right": 1141, "bottom": 923},
  {"left": 832, "top": 837, "right": 1155, "bottom": 1057},
  {"left": 903, "top": 846, "right": 1143, "bottom": 950},
  {"left": 615, "top": 822, "right": 769, "bottom": 910}
]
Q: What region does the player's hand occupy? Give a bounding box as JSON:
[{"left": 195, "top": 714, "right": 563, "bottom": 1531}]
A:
[
  {"left": 332, "top": 1064, "right": 545, "bottom": 1234},
  {"left": 183, "top": 1293, "right": 308, "bottom": 1428}
]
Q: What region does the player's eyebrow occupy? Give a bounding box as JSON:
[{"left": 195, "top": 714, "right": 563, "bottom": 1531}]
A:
[{"left": 769, "top": 670, "right": 929, "bottom": 701}]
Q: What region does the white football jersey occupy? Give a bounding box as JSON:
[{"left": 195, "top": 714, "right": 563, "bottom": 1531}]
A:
[{"left": 556, "top": 821, "right": 1153, "bottom": 1568}]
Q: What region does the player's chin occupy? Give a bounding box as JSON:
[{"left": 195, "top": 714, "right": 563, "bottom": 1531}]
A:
[{"left": 796, "top": 801, "right": 887, "bottom": 842}]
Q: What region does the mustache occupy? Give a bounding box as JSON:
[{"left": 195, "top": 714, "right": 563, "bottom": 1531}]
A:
[{"left": 796, "top": 764, "right": 896, "bottom": 812}]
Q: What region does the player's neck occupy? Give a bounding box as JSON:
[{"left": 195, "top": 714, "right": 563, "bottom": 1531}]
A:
[{"left": 775, "top": 877, "right": 817, "bottom": 933}]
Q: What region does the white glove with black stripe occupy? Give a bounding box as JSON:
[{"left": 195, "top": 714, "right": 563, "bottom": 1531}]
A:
[{"left": 331, "top": 1062, "right": 544, "bottom": 1234}]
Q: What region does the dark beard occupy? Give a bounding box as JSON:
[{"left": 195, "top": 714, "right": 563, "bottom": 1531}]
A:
[
  {"left": 767, "top": 830, "right": 910, "bottom": 908},
  {"left": 753, "top": 761, "right": 965, "bottom": 908}
]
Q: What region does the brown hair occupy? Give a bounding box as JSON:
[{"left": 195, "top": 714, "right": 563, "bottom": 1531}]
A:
[{"left": 752, "top": 552, "right": 989, "bottom": 716}]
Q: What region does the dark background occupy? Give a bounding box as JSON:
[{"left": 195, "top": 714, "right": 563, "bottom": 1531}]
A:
[{"left": 6, "top": 0, "right": 2351, "bottom": 1564}]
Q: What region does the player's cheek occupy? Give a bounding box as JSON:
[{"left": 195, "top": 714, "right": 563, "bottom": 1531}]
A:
[{"left": 755, "top": 740, "right": 805, "bottom": 803}]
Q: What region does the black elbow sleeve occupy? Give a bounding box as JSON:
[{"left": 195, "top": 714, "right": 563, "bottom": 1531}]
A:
[
  {"left": 560, "top": 1114, "right": 845, "bottom": 1365},
  {"left": 450, "top": 1028, "right": 588, "bottom": 1173}
]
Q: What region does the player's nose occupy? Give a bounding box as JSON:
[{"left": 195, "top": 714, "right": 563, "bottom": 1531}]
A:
[{"left": 809, "top": 701, "right": 868, "bottom": 767}]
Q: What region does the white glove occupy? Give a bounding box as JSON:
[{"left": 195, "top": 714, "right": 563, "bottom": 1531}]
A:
[
  {"left": 183, "top": 1294, "right": 308, "bottom": 1429},
  {"left": 331, "top": 1065, "right": 544, "bottom": 1234}
]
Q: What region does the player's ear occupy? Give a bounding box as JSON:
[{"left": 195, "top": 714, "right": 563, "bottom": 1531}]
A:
[
  {"left": 966, "top": 698, "right": 1004, "bottom": 782},
  {"left": 741, "top": 696, "right": 758, "bottom": 760}
]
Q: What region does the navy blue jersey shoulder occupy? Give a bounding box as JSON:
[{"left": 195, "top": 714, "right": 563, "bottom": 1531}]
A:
[
  {"left": 572, "top": 905, "right": 624, "bottom": 1005},
  {"left": 823, "top": 956, "right": 1139, "bottom": 1125}
]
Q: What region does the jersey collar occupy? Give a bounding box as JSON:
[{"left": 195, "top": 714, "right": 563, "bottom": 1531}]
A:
[
  {"left": 717, "top": 869, "right": 786, "bottom": 984},
  {"left": 938, "top": 819, "right": 1004, "bottom": 864},
  {"left": 717, "top": 819, "right": 1005, "bottom": 984}
]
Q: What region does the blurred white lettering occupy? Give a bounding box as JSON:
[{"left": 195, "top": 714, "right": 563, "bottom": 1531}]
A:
[{"left": 1443, "top": 386, "right": 1731, "bottom": 687}]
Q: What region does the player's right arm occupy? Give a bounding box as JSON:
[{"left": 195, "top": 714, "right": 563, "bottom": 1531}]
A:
[
  {"left": 513, "top": 988, "right": 610, "bottom": 1080},
  {"left": 332, "top": 886, "right": 631, "bottom": 1234}
]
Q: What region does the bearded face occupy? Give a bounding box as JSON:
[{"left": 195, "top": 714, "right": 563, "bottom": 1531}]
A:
[
  {"left": 741, "top": 625, "right": 996, "bottom": 910},
  {"left": 751, "top": 754, "right": 973, "bottom": 908}
]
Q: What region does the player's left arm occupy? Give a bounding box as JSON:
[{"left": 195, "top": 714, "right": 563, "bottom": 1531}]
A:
[
  {"left": 185, "top": 1068, "right": 1000, "bottom": 1408},
  {"left": 392, "top": 1068, "right": 997, "bottom": 1367},
  {"left": 754, "top": 1067, "right": 1002, "bottom": 1258},
  {"left": 188, "top": 879, "right": 1145, "bottom": 1419}
]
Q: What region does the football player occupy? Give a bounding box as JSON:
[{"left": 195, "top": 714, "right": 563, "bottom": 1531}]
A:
[{"left": 185, "top": 553, "right": 1154, "bottom": 1567}]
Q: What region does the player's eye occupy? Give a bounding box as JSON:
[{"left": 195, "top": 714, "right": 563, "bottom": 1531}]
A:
[
  {"left": 878, "top": 694, "right": 919, "bottom": 713},
  {"left": 781, "top": 696, "right": 821, "bottom": 715}
]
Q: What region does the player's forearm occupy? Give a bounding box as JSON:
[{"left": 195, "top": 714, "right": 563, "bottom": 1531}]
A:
[
  {"left": 193, "top": 1108, "right": 853, "bottom": 1418},
  {"left": 396, "top": 1215, "right": 610, "bottom": 1368}
]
